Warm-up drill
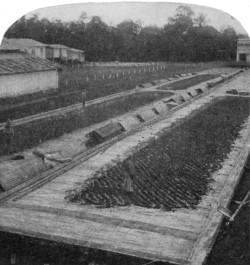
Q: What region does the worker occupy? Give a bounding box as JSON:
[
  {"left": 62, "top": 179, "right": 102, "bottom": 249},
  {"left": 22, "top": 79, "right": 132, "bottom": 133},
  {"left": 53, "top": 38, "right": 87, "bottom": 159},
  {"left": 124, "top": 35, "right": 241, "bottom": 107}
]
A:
[
  {"left": 3, "top": 119, "right": 14, "bottom": 154},
  {"left": 123, "top": 159, "right": 136, "bottom": 192},
  {"left": 82, "top": 91, "right": 87, "bottom": 108}
]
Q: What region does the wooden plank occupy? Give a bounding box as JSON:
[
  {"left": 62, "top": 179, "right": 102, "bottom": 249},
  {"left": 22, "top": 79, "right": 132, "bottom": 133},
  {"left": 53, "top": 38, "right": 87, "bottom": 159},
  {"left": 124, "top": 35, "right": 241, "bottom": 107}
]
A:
[
  {"left": 0, "top": 207, "right": 193, "bottom": 264},
  {"left": 16, "top": 191, "right": 209, "bottom": 233},
  {"left": 4, "top": 202, "right": 199, "bottom": 241},
  {"left": 188, "top": 143, "right": 250, "bottom": 265}
]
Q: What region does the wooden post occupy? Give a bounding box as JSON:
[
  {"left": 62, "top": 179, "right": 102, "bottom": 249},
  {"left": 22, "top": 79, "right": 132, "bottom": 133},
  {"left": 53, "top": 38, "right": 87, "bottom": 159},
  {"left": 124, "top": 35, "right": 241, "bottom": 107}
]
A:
[{"left": 82, "top": 91, "right": 86, "bottom": 108}]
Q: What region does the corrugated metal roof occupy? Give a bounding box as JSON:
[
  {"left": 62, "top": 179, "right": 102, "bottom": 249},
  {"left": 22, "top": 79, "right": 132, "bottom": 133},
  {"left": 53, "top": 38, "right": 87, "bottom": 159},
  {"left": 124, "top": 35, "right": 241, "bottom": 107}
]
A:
[
  {"left": 0, "top": 53, "right": 60, "bottom": 75},
  {"left": 0, "top": 38, "right": 46, "bottom": 50}
]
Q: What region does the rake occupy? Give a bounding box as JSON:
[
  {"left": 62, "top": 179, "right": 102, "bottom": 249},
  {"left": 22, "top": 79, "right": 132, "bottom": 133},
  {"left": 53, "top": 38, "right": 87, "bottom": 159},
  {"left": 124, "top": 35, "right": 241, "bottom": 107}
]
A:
[{"left": 217, "top": 190, "right": 250, "bottom": 225}]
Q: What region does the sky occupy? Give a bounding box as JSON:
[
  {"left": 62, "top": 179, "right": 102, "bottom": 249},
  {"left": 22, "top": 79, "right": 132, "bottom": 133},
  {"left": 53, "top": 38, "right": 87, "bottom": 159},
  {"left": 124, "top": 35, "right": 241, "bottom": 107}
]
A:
[
  {"left": 26, "top": 2, "right": 247, "bottom": 34},
  {"left": 0, "top": 1, "right": 249, "bottom": 40}
]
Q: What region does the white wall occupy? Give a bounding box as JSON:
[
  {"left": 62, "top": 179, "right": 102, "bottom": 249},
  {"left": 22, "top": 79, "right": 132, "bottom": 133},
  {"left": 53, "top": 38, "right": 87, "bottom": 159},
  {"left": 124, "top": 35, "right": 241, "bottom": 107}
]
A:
[
  {"left": 61, "top": 49, "right": 67, "bottom": 58},
  {"left": 26, "top": 47, "right": 46, "bottom": 59},
  {"left": 0, "top": 70, "right": 58, "bottom": 98},
  {"left": 53, "top": 48, "right": 60, "bottom": 58}
]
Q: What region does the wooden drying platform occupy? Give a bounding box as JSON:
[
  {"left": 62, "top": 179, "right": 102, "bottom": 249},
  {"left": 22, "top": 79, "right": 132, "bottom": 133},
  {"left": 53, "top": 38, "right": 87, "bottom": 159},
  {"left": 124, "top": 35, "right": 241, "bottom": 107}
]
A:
[{"left": 0, "top": 96, "right": 249, "bottom": 265}]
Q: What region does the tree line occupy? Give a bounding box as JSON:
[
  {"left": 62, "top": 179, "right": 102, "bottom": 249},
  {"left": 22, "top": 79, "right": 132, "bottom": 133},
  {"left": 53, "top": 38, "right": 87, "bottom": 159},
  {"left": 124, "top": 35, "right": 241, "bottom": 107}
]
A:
[{"left": 4, "top": 5, "right": 247, "bottom": 62}]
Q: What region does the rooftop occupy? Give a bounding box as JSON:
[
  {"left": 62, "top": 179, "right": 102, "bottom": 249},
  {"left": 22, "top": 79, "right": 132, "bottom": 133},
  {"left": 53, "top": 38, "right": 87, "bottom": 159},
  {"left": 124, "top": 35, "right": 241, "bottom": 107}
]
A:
[
  {"left": 69, "top": 48, "right": 84, "bottom": 53},
  {"left": 237, "top": 38, "right": 250, "bottom": 43},
  {"left": 49, "top": 44, "right": 69, "bottom": 49},
  {"left": 0, "top": 38, "right": 46, "bottom": 50},
  {"left": 0, "top": 52, "right": 60, "bottom": 76},
  {"left": 1, "top": 38, "right": 84, "bottom": 52}
]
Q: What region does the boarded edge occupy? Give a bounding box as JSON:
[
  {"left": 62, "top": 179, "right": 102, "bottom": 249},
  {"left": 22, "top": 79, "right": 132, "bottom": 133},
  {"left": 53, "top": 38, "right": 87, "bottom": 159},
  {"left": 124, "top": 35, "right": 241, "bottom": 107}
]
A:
[{"left": 188, "top": 121, "right": 250, "bottom": 265}]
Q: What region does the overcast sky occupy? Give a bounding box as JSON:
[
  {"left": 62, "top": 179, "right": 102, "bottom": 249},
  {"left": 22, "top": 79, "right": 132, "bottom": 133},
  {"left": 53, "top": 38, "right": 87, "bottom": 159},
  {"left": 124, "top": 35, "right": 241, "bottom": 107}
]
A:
[{"left": 26, "top": 2, "right": 247, "bottom": 34}]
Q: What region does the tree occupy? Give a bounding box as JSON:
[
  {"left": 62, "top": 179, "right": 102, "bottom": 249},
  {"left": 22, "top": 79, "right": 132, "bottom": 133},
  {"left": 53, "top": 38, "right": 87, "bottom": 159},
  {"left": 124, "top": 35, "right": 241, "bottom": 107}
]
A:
[
  {"left": 194, "top": 13, "right": 208, "bottom": 27},
  {"left": 218, "top": 26, "right": 238, "bottom": 60},
  {"left": 116, "top": 20, "right": 142, "bottom": 61},
  {"left": 4, "top": 6, "right": 243, "bottom": 63},
  {"left": 168, "top": 5, "right": 194, "bottom": 32}
]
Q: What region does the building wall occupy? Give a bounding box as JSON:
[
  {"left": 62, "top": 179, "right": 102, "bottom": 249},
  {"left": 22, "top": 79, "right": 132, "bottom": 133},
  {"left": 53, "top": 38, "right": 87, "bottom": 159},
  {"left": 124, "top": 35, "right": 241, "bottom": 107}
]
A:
[
  {"left": 53, "top": 48, "right": 60, "bottom": 58},
  {"left": 80, "top": 52, "right": 85, "bottom": 62},
  {"left": 67, "top": 50, "right": 85, "bottom": 62},
  {"left": 0, "top": 70, "right": 58, "bottom": 98},
  {"left": 53, "top": 48, "right": 68, "bottom": 60},
  {"left": 237, "top": 40, "right": 250, "bottom": 62},
  {"left": 61, "top": 49, "right": 67, "bottom": 58},
  {"left": 45, "top": 47, "right": 54, "bottom": 60},
  {"left": 67, "top": 50, "right": 77, "bottom": 61},
  {"left": 26, "top": 47, "right": 46, "bottom": 59}
]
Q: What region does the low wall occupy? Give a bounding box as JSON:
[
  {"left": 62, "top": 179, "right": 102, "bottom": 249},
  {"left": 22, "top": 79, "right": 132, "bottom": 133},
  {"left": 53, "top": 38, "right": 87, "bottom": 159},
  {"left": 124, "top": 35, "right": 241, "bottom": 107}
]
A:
[{"left": 0, "top": 71, "right": 58, "bottom": 98}]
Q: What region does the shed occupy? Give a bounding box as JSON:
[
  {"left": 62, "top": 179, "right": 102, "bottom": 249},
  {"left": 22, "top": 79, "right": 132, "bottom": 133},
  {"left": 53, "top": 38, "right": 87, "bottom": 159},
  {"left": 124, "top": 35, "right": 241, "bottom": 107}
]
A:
[
  {"left": 139, "top": 83, "right": 153, "bottom": 88},
  {"left": 136, "top": 109, "right": 157, "bottom": 122},
  {"left": 87, "top": 122, "right": 125, "bottom": 143},
  {"left": 0, "top": 52, "right": 60, "bottom": 98},
  {"left": 181, "top": 92, "right": 192, "bottom": 101},
  {"left": 118, "top": 116, "right": 141, "bottom": 131},
  {"left": 152, "top": 101, "right": 170, "bottom": 114},
  {"left": 67, "top": 48, "right": 85, "bottom": 62},
  {"left": 49, "top": 44, "right": 69, "bottom": 61},
  {"left": 1, "top": 38, "right": 48, "bottom": 59},
  {"left": 188, "top": 89, "right": 198, "bottom": 97},
  {"left": 151, "top": 80, "right": 162, "bottom": 85},
  {"left": 1, "top": 38, "right": 85, "bottom": 62},
  {"left": 237, "top": 38, "right": 250, "bottom": 62},
  {"left": 0, "top": 156, "right": 53, "bottom": 191}
]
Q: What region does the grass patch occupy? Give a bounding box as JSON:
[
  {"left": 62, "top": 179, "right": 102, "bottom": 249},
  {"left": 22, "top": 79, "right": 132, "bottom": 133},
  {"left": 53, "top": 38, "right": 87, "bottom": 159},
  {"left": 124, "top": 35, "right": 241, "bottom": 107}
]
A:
[
  {"left": 0, "top": 62, "right": 224, "bottom": 123},
  {"left": 59, "top": 62, "right": 226, "bottom": 99},
  {"left": 0, "top": 91, "right": 83, "bottom": 123}
]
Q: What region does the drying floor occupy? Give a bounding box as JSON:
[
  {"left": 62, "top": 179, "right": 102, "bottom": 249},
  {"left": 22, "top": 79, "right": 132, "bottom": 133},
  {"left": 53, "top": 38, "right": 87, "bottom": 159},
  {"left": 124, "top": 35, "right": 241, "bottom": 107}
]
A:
[{"left": 0, "top": 71, "right": 249, "bottom": 265}]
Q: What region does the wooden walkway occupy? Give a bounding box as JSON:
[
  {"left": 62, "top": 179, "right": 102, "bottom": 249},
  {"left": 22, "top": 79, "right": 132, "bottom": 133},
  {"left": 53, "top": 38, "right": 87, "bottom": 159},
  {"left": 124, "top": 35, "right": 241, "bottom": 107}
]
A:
[{"left": 0, "top": 93, "right": 249, "bottom": 264}]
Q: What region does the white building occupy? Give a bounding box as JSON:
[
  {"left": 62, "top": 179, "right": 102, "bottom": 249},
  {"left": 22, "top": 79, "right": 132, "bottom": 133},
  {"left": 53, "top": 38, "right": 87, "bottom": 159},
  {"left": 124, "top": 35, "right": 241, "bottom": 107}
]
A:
[
  {"left": 67, "top": 48, "right": 85, "bottom": 62},
  {"left": 0, "top": 51, "right": 60, "bottom": 98},
  {"left": 1, "top": 38, "right": 47, "bottom": 59},
  {"left": 1, "top": 38, "right": 85, "bottom": 62},
  {"left": 49, "top": 44, "right": 68, "bottom": 61},
  {"left": 236, "top": 38, "right": 250, "bottom": 62}
]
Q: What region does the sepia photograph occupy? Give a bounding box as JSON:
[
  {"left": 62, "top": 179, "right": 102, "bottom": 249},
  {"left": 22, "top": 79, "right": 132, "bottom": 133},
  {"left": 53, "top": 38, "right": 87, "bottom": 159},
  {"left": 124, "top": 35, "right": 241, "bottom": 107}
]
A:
[{"left": 0, "top": 1, "right": 249, "bottom": 265}]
